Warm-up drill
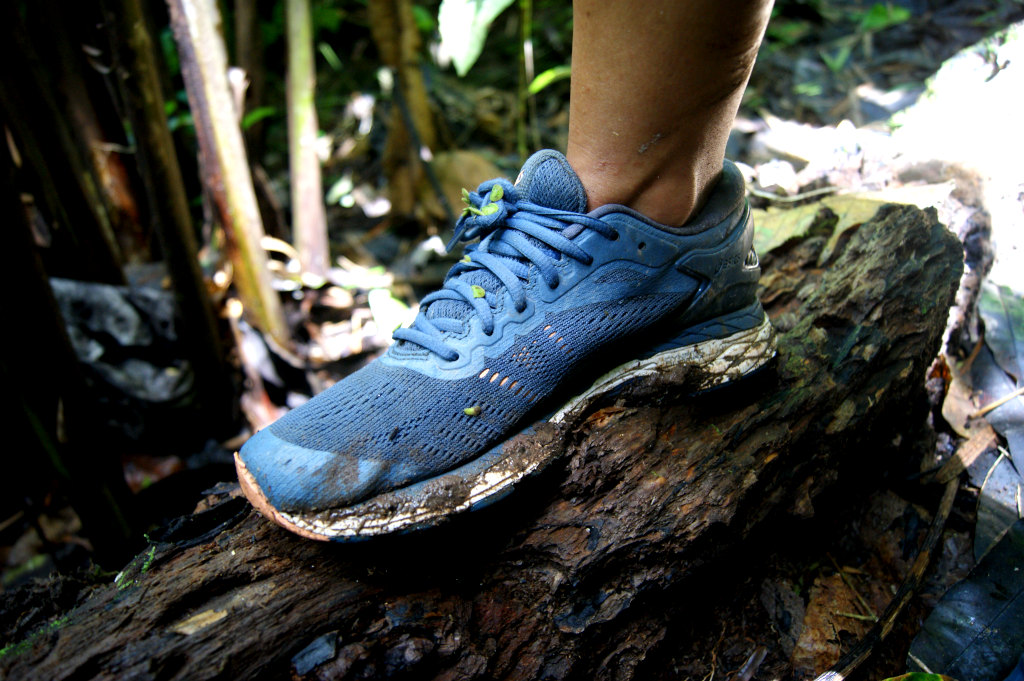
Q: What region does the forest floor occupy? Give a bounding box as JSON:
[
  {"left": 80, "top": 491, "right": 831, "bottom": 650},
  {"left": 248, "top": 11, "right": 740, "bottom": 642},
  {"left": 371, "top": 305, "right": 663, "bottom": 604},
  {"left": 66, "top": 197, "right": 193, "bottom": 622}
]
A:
[{"left": 3, "top": 1, "right": 1024, "bottom": 679}]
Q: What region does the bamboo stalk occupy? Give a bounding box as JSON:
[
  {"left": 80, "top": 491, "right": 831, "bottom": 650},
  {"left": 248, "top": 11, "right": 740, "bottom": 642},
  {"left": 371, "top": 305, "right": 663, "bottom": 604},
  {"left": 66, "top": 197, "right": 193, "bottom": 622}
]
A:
[
  {"left": 166, "top": 0, "right": 290, "bottom": 348},
  {"left": 286, "top": 0, "right": 329, "bottom": 277}
]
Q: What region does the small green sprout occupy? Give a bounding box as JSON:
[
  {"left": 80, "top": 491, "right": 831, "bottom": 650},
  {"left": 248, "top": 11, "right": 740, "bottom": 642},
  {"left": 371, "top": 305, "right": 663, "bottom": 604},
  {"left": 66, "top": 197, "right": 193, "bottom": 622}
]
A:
[
  {"left": 464, "top": 405, "right": 482, "bottom": 416},
  {"left": 471, "top": 285, "right": 486, "bottom": 298},
  {"left": 489, "top": 184, "right": 504, "bottom": 201}
]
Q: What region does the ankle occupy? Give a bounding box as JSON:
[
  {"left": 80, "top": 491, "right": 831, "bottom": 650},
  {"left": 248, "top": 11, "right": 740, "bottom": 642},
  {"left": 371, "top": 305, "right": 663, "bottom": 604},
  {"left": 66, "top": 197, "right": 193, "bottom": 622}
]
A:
[{"left": 565, "top": 147, "right": 722, "bottom": 227}]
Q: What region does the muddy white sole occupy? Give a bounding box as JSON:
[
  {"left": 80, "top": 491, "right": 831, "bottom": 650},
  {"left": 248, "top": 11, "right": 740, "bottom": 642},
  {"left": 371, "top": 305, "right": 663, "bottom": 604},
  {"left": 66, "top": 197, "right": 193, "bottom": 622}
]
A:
[{"left": 238, "top": 315, "right": 777, "bottom": 541}]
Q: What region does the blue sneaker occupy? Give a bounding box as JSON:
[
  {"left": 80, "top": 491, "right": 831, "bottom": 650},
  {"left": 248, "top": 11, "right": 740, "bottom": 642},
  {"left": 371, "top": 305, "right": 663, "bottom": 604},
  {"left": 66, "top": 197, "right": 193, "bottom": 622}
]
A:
[{"left": 235, "top": 150, "right": 775, "bottom": 541}]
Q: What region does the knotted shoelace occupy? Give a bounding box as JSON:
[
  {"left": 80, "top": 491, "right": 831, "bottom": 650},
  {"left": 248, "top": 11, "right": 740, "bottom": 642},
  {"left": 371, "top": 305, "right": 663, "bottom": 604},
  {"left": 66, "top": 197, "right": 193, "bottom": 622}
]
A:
[{"left": 392, "top": 178, "right": 618, "bottom": 361}]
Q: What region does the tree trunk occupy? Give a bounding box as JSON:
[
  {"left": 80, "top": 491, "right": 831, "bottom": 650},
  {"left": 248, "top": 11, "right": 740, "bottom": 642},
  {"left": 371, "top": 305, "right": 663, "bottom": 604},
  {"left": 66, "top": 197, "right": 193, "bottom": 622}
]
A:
[
  {"left": 0, "top": 143, "right": 134, "bottom": 568},
  {"left": 102, "top": 0, "right": 236, "bottom": 429},
  {"left": 234, "top": 0, "right": 268, "bottom": 159},
  {"left": 286, "top": 0, "right": 330, "bottom": 277},
  {"left": 166, "top": 0, "right": 291, "bottom": 349},
  {"left": 0, "top": 2, "right": 125, "bottom": 285},
  {"left": 368, "top": 0, "right": 438, "bottom": 220},
  {"left": 0, "top": 203, "right": 963, "bottom": 680}
]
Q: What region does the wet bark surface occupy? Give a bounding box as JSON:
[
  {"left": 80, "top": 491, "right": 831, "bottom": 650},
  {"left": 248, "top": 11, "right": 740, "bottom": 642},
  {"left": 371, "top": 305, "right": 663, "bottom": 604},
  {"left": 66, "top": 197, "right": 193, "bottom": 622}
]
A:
[{"left": 1, "top": 203, "right": 963, "bottom": 681}]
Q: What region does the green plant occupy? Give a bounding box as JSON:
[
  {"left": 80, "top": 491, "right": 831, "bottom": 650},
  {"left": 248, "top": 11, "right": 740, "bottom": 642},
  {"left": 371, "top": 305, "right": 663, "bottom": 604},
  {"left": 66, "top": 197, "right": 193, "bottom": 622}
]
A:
[{"left": 855, "top": 2, "right": 911, "bottom": 32}]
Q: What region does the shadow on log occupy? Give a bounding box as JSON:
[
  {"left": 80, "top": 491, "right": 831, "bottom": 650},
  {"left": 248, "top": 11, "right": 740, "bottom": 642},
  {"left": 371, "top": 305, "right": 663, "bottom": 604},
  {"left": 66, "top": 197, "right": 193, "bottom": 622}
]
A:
[{"left": 2, "top": 204, "right": 962, "bottom": 680}]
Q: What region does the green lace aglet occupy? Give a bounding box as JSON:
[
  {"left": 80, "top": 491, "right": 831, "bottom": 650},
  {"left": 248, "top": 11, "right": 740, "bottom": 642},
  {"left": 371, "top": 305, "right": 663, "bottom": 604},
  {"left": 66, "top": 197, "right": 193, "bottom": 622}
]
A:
[{"left": 471, "top": 285, "right": 486, "bottom": 298}]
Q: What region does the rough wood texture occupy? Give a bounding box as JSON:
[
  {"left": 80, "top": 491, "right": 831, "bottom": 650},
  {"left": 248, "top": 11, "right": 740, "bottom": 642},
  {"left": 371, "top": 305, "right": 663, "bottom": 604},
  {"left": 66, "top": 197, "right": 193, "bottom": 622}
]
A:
[{"left": 2, "top": 204, "right": 962, "bottom": 680}]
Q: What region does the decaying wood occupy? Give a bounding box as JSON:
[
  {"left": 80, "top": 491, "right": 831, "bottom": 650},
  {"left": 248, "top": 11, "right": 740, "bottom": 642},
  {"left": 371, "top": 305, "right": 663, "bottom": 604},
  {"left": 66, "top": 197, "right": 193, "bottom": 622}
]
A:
[{"left": 1, "top": 204, "right": 962, "bottom": 680}]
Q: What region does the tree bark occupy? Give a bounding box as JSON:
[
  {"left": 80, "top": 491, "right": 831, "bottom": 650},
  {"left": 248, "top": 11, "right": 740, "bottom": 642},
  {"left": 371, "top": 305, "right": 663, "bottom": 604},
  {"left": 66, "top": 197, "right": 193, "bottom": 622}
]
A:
[
  {"left": 166, "top": 0, "right": 291, "bottom": 349},
  {"left": 1, "top": 203, "right": 963, "bottom": 680}
]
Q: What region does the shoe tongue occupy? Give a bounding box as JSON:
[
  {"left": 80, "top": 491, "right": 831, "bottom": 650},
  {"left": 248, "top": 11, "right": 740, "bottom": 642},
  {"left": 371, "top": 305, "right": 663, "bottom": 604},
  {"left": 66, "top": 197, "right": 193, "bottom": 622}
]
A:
[
  {"left": 423, "top": 151, "right": 587, "bottom": 326},
  {"left": 514, "top": 150, "right": 588, "bottom": 213}
]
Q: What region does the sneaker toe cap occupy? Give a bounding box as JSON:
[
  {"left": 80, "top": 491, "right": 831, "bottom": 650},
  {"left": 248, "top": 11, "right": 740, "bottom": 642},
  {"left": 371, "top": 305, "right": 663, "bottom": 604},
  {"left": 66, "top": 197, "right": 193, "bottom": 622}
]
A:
[{"left": 237, "top": 428, "right": 400, "bottom": 513}]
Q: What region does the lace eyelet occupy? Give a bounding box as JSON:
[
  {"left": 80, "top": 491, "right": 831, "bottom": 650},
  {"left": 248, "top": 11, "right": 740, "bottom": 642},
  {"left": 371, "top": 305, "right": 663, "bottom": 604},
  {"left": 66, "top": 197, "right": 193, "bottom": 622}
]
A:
[{"left": 609, "top": 230, "right": 620, "bottom": 241}]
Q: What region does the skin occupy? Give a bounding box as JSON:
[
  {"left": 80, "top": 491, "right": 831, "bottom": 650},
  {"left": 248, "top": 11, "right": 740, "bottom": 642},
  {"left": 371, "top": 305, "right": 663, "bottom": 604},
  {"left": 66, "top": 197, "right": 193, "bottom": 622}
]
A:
[{"left": 566, "top": 0, "right": 774, "bottom": 226}]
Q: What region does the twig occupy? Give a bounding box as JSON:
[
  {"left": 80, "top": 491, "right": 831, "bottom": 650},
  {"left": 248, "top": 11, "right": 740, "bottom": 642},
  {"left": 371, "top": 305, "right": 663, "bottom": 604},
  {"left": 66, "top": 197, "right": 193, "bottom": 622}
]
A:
[
  {"left": 828, "top": 553, "right": 877, "bottom": 621},
  {"left": 728, "top": 646, "right": 768, "bottom": 681},
  {"left": 927, "top": 423, "right": 997, "bottom": 484},
  {"left": 980, "top": 449, "right": 1009, "bottom": 495},
  {"left": 813, "top": 478, "right": 959, "bottom": 681},
  {"left": 972, "top": 385, "right": 1024, "bottom": 418},
  {"left": 836, "top": 612, "right": 876, "bottom": 622},
  {"left": 959, "top": 340, "right": 984, "bottom": 376},
  {"left": 747, "top": 185, "right": 839, "bottom": 203},
  {"left": 702, "top": 624, "right": 727, "bottom": 681},
  {"left": 907, "top": 652, "right": 935, "bottom": 674},
  {"left": 0, "top": 510, "right": 24, "bottom": 534}
]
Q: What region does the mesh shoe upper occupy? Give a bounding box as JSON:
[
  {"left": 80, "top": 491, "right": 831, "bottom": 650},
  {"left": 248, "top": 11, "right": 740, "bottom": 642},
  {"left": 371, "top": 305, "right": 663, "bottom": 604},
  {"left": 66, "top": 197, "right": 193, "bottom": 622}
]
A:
[{"left": 240, "top": 150, "right": 758, "bottom": 513}]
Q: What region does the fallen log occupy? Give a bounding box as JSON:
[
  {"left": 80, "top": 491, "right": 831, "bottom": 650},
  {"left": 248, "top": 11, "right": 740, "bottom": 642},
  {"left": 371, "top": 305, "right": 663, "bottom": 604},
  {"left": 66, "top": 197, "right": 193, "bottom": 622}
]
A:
[{"left": 2, "top": 203, "right": 962, "bottom": 681}]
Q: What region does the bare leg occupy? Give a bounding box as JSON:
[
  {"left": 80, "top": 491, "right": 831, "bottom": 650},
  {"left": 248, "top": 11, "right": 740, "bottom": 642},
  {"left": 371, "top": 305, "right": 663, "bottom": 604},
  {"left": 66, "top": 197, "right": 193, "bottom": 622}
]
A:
[{"left": 567, "top": 0, "right": 773, "bottom": 226}]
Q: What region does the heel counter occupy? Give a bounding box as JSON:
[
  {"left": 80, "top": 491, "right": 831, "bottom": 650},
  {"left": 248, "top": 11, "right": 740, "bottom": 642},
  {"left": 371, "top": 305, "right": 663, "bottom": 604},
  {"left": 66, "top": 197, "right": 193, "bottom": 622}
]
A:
[{"left": 675, "top": 201, "right": 762, "bottom": 325}]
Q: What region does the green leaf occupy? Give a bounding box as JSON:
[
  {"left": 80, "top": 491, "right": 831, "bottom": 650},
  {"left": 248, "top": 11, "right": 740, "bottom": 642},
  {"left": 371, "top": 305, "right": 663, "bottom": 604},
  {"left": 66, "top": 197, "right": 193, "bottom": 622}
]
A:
[
  {"left": 820, "top": 43, "right": 852, "bottom": 74},
  {"left": 793, "top": 81, "right": 824, "bottom": 97},
  {"left": 318, "top": 42, "right": 344, "bottom": 72},
  {"left": 858, "top": 3, "right": 911, "bottom": 32},
  {"left": 241, "top": 106, "right": 277, "bottom": 131},
  {"left": 489, "top": 184, "right": 503, "bottom": 201},
  {"left": 471, "top": 285, "right": 486, "bottom": 298},
  {"left": 411, "top": 4, "right": 436, "bottom": 33},
  {"left": 528, "top": 65, "right": 572, "bottom": 95},
  {"left": 766, "top": 20, "right": 812, "bottom": 47},
  {"left": 479, "top": 202, "right": 499, "bottom": 216},
  {"left": 437, "top": 0, "right": 517, "bottom": 77}
]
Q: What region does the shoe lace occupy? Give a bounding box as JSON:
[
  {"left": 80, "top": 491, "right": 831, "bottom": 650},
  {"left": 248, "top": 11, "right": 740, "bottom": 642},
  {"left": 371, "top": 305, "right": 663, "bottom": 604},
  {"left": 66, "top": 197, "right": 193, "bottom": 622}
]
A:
[{"left": 392, "top": 178, "right": 617, "bottom": 361}]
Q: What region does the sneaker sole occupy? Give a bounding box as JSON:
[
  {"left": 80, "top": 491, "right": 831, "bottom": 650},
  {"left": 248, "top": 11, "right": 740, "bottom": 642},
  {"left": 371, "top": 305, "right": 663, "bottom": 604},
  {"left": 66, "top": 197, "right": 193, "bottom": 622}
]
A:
[{"left": 235, "top": 314, "right": 776, "bottom": 541}]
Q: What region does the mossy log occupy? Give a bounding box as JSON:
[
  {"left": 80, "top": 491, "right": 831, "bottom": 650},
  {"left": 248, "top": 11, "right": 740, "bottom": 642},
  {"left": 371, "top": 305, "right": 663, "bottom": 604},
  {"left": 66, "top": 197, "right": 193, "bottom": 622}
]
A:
[{"left": 2, "top": 204, "right": 962, "bottom": 680}]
